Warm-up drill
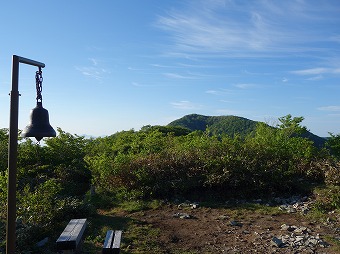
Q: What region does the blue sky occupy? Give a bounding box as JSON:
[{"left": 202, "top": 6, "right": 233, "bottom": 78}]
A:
[{"left": 1, "top": 0, "right": 339, "bottom": 137}]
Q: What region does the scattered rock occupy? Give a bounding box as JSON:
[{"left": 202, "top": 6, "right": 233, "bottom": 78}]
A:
[
  {"left": 277, "top": 224, "right": 329, "bottom": 250},
  {"left": 230, "top": 220, "right": 243, "bottom": 227},
  {"left": 271, "top": 236, "right": 285, "bottom": 247},
  {"left": 127, "top": 196, "right": 338, "bottom": 253},
  {"left": 191, "top": 203, "right": 199, "bottom": 209},
  {"left": 177, "top": 201, "right": 199, "bottom": 209},
  {"left": 293, "top": 226, "right": 310, "bottom": 234},
  {"left": 173, "top": 212, "right": 192, "bottom": 219},
  {"left": 276, "top": 196, "right": 313, "bottom": 215},
  {"left": 280, "top": 224, "right": 293, "bottom": 231},
  {"left": 217, "top": 215, "right": 228, "bottom": 220}
]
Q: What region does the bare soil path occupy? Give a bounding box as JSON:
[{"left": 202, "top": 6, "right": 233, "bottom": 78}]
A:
[{"left": 119, "top": 202, "right": 340, "bottom": 254}]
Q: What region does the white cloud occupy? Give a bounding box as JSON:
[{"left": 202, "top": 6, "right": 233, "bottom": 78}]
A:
[
  {"left": 157, "top": 10, "right": 270, "bottom": 54},
  {"left": 206, "top": 88, "right": 233, "bottom": 95},
  {"left": 330, "top": 34, "right": 340, "bottom": 43},
  {"left": 307, "top": 75, "right": 323, "bottom": 81},
  {"left": 156, "top": 0, "right": 340, "bottom": 57},
  {"left": 233, "top": 83, "right": 257, "bottom": 89},
  {"left": 292, "top": 67, "right": 340, "bottom": 76},
  {"left": 75, "top": 58, "right": 110, "bottom": 80},
  {"left": 76, "top": 66, "right": 109, "bottom": 80},
  {"left": 171, "top": 100, "right": 202, "bottom": 110},
  {"left": 292, "top": 68, "right": 329, "bottom": 75},
  {"left": 132, "top": 82, "right": 141, "bottom": 87},
  {"left": 88, "top": 58, "right": 98, "bottom": 66},
  {"left": 317, "top": 106, "right": 340, "bottom": 112},
  {"left": 163, "top": 72, "right": 197, "bottom": 79}
]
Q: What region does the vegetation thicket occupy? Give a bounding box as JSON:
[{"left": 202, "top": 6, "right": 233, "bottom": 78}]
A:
[{"left": 0, "top": 114, "right": 339, "bottom": 252}]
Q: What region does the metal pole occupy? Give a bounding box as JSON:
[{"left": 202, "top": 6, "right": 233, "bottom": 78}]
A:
[
  {"left": 6, "top": 55, "right": 45, "bottom": 254},
  {"left": 6, "top": 55, "right": 19, "bottom": 254}
]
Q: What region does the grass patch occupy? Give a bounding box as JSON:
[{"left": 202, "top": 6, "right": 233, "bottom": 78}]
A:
[
  {"left": 307, "top": 185, "right": 340, "bottom": 223},
  {"left": 119, "top": 199, "right": 163, "bottom": 213},
  {"left": 323, "top": 235, "right": 340, "bottom": 253},
  {"left": 82, "top": 199, "right": 165, "bottom": 253},
  {"left": 83, "top": 211, "right": 131, "bottom": 253},
  {"left": 123, "top": 221, "right": 163, "bottom": 253},
  {"left": 225, "top": 202, "right": 284, "bottom": 217}
]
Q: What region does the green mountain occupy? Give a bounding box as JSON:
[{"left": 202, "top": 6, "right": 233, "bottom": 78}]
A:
[
  {"left": 167, "top": 114, "right": 326, "bottom": 147},
  {"left": 167, "top": 114, "right": 258, "bottom": 136}
]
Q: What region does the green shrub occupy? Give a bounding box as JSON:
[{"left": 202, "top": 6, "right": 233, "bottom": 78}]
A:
[
  {"left": 17, "top": 179, "right": 62, "bottom": 226},
  {"left": 326, "top": 133, "right": 340, "bottom": 159},
  {"left": 324, "top": 161, "right": 340, "bottom": 185},
  {"left": 312, "top": 185, "right": 340, "bottom": 213},
  {"left": 86, "top": 117, "right": 330, "bottom": 200}
]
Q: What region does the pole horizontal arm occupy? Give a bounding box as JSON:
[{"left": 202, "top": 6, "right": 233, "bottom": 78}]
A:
[{"left": 14, "top": 55, "right": 45, "bottom": 68}]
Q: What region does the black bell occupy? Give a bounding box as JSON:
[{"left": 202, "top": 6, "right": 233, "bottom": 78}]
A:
[{"left": 22, "top": 101, "right": 56, "bottom": 141}]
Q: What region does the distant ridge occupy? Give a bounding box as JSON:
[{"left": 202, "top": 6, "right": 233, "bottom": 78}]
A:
[
  {"left": 167, "top": 114, "right": 326, "bottom": 147},
  {"left": 168, "top": 114, "right": 257, "bottom": 137}
]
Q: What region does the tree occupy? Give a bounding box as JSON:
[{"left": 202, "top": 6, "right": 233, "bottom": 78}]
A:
[
  {"left": 326, "top": 133, "right": 340, "bottom": 159},
  {"left": 44, "top": 128, "right": 91, "bottom": 196},
  {"left": 277, "top": 114, "right": 307, "bottom": 135},
  {"left": 0, "top": 128, "right": 8, "bottom": 172}
]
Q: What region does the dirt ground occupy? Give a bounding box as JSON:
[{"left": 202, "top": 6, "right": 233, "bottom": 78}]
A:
[{"left": 123, "top": 202, "right": 340, "bottom": 254}]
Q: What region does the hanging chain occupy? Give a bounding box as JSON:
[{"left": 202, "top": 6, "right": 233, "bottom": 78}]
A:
[{"left": 36, "top": 67, "right": 43, "bottom": 103}]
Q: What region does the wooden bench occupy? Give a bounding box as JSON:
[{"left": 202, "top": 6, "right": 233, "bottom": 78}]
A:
[
  {"left": 56, "top": 218, "right": 87, "bottom": 253},
  {"left": 102, "top": 230, "right": 122, "bottom": 254}
]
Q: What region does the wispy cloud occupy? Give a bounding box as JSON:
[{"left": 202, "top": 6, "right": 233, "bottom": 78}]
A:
[
  {"left": 292, "top": 68, "right": 329, "bottom": 75},
  {"left": 131, "top": 81, "right": 167, "bottom": 87},
  {"left": 307, "top": 75, "right": 323, "bottom": 81},
  {"left": 132, "top": 82, "right": 142, "bottom": 87},
  {"left": 157, "top": 11, "right": 264, "bottom": 54},
  {"left": 171, "top": 100, "right": 203, "bottom": 110},
  {"left": 75, "top": 58, "right": 110, "bottom": 80},
  {"left": 163, "top": 72, "right": 198, "bottom": 79},
  {"left": 89, "top": 58, "right": 98, "bottom": 66},
  {"left": 330, "top": 35, "right": 340, "bottom": 43},
  {"left": 76, "top": 66, "right": 109, "bottom": 80},
  {"left": 318, "top": 106, "right": 340, "bottom": 112},
  {"left": 233, "top": 83, "right": 257, "bottom": 89},
  {"left": 156, "top": 0, "right": 340, "bottom": 57},
  {"left": 206, "top": 88, "right": 233, "bottom": 96},
  {"left": 291, "top": 67, "right": 340, "bottom": 78}
]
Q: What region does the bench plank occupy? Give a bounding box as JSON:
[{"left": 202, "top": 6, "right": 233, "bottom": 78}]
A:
[
  {"left": 103, "top": 230, "right": 114, "bottom": 251},
  {"left": 56, "top": 218, "right": 87, "bottom": 250},
  {"left": 112, "top": 230, "right": 122, "bottom": 250},
  {"left": 102, "top": 230, "right": 122, "bottom": 254}
]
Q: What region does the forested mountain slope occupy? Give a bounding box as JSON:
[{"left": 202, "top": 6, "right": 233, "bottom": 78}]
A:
[{"left": 168, "top": 114, "right": 326, "bottom": 147}]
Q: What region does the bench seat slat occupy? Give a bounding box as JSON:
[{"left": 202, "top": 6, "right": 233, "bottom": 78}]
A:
[
  {"left": 102, "top": 230, "right": 122, "bottom": 254},
  {"left": 112, "top": 230, "right": 122, "bottom": 250},
  {"left": 56, "top": 218, "right": 87, "bottom": 250},
  {"left": 103, "top": 230, "right": 114, "bottom": 251}
]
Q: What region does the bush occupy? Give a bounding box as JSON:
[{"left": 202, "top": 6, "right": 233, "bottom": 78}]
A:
[
  {"left": 324, "top": 161, "right": 340, "bottom": 186},
  {"left": 87, "top": 118, "right": 326, "bottom": 200},
  {"left": 312, "top": 185, "right": 340, "bottom": 213},
  {"left": 326, "top": 133, "right": 340, "bottom": 159},
  {"left": 14, "top": 179, "right": 94, "bottom": 252}
]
